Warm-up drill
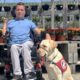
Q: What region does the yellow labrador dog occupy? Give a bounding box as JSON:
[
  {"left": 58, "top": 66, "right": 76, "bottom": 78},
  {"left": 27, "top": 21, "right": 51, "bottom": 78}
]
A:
[{"left": 38, "top": 39, "right": 73, "bottom": 80}]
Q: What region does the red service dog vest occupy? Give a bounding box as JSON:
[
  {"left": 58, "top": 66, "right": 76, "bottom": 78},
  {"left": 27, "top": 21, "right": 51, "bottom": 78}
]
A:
[{"left": 56, "top": 57, "right": 67, "bottom": 72}]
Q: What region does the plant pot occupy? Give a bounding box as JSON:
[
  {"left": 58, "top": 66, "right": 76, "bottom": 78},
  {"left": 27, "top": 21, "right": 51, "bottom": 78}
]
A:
[
  {"left": 4, "top": 6, "right": 11, "bottom": 12},
  {"left": 68, "top": 35, "right": 79, "bottom": 40},
  {"left": 0, "top": 37, "right": 4, "bottom": 43},
  {"left": 68, "top": 35, "right": 73, "bottom": 40},
  {"left": 0, "top": 6, "right": 2, "bottom": 12},
  {"left": 73, "top": 35, "right": 78, "bottom": 40},
  {"left": 31, "top": 5, "right": 38, "bottom": 11},
  {"left": 51, "top": 36, "right": 56, "bottom": 41},
  {"left": 56, "top": 35, "right": 66, "bottom": 41},
  {"left": 56, "top": 4, "right": 63, "bottom": 10},
  {"left": 68, "top": 4, "right": 75, "bottom": 10},
  {"left": 72, "top": 35, "right": 79, "bottom": 40},
  {"left": 42, "top": 4, "right": 49, "bottom": 11}
]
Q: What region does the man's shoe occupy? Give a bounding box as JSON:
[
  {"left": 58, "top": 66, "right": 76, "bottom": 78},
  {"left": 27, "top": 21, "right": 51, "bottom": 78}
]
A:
[
  {"left": 11, "top": 75, "right": 22, "bottom": 80},
  {"left": 25, "top": 72, "right": 37, "bottom": 80}
]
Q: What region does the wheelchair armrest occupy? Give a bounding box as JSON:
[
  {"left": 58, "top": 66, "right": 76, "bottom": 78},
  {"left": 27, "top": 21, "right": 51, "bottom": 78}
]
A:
[{"left": 3, "top": 32, "right": 10, "bottom": 44}]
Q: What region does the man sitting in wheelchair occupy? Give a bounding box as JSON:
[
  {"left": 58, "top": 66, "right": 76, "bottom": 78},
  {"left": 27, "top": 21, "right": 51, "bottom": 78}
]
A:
[{"left": 2, "top": 2, "right": 51, "bottom": 80}]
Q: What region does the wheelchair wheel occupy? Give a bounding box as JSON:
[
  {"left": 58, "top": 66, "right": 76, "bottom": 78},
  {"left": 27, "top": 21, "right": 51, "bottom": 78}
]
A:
[
  {"left": 5, "top": 64, "right": 13, "bottom": 80},
  {"left": 36, "top": 63, "right": 45, "bottom": 80},
  {"left": 36, "top": 71, "right": 45, "bottom": 80}
]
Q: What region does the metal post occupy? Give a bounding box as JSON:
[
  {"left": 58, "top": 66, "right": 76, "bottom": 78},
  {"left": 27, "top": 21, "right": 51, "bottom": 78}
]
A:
[
  {"left": 63, "top": 0, "right": 67, "bottom": 34},
  {"left": 42, "top": 16, "right": 45, "bottom": 29},
  {"left": 79, "top": 10, "right": 80, "bottom": 27},
  {"left": 39, "top": 0, "right": 43, "bottom": 28},
  {"left": 51, "top": 0, "right": 55, "bottom": 29}
]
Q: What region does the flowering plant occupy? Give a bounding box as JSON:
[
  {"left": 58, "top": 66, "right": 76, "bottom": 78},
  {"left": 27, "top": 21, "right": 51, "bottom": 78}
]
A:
[
  {"left": 68, "top": 28, "right": 80, "bottom": 36},
  {"left": 68, "top": 28, "right": 80, "bottom": 40},
  {"left": 55, "top": 28, "right": 66, "bottom": 36},
  {"left": 46, "top": 29, "right": 56, "bottom": 36}
]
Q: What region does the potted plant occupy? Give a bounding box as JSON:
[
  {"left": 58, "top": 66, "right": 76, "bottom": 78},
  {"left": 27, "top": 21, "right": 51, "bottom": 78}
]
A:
[
  {"left": 68, "top": 28, "right": 80, "bottom": 40},
  {"left": 55, "top": 28, "right": 66, "bottom": 41},
  {"left": 0, "top": 29, "right": 4, "bottom": 43},
  {"left": 46, "top": 29, "right": 56, "bottom": 40}
]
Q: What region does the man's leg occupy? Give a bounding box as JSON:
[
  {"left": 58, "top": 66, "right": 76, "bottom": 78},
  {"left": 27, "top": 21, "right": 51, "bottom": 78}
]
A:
[
  {"left": 22, "top": 41, "right": 36, "bottom": 80},
  {"left": 22, "top": 41, "right": 34, "bottom": 74},
  {"left": 10, "top": 44, "right": 22, "bottom": 75}
]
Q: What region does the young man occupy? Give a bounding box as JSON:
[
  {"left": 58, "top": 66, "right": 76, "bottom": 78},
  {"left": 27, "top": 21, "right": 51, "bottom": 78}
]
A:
[{"left": 3, "top": 2, "right": 51, "bottom": 80}]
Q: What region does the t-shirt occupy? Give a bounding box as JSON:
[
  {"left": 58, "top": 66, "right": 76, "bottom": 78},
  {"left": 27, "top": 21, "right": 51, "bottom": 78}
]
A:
[{"left": 7, "top": 18, "right": 37, "bottom": 44}]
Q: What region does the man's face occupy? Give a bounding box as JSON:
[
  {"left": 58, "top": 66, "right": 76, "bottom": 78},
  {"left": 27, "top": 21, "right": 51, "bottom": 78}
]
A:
[{"left": 15, "top": 5, "right": 26, "bottom": 19}]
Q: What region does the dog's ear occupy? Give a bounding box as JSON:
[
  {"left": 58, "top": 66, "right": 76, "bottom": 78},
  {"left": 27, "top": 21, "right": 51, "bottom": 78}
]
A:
[{"left": 49, "top": 40, "right": 58, "bottom": 51}]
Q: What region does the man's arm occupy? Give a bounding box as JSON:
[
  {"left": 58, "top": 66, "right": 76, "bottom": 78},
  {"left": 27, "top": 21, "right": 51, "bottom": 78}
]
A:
[
  {"left": 34, "top": 28, "right": 51, "bottom": 39},
  {"left": 2, "top": 17, "right": 8, "bottom": 36}
]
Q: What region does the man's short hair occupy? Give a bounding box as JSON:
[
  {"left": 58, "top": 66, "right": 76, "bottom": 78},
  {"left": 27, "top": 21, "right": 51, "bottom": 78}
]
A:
[
  {"left": 16, "top": 2, "right": 24, "bottom": 6},
  {"left": 16, "top": 2, "right": 25, "bottom": 9}
]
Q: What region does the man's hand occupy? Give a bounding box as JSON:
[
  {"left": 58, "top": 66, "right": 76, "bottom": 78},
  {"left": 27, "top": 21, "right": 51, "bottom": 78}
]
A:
[
  {"left": 34, "top": 28, "right": 51, "bottom": 40},
  {"left": 2, "top": 17, "right": 8, "bottom": 24},
  {"left": 34, "top": 28, "right": 41, "bottom": 35}
]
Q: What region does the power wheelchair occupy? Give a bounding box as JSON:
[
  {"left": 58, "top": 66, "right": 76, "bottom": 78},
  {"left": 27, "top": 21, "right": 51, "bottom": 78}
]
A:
[
  {"left": 0, "top": 6, "right": 47, "bottom": 80},
  {"left": 2, "top": 30, "right": 47, "bottom": 80}
]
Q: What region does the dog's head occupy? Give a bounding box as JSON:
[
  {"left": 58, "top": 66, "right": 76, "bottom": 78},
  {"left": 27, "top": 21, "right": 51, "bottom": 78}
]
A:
[{"left": 38, "top": 39, "right": 57, "bottom": 57}]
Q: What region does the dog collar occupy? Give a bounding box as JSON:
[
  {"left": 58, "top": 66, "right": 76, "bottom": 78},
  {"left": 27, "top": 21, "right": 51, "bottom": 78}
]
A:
[{"left": 48, "top": 53, "right": 58, "bottom": 63}]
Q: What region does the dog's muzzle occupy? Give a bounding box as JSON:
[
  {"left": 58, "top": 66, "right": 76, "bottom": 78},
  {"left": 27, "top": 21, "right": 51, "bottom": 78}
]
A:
[
  {"left": 40, "top": 47, "right": 49, "bottom": 55},
  {"left": 37, "top": 47, "right": 48, "bottom": 59}
]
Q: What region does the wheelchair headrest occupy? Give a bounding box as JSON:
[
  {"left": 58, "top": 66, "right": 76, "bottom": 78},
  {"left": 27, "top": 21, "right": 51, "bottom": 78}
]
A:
[{"left": 11, "top": 6, "right": 31, "bottom": 18}]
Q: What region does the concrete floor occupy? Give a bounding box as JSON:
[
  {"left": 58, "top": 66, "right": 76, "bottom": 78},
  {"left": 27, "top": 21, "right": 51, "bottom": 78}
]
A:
[
  {"left": 42, "top": 73, "right": 80, "bottom": 80},
  {"left": 0, "top": 73, "right": 80, "bottom": 80},
  {"left": 0, "top": 72, "right": 80, "bottom": 80}
]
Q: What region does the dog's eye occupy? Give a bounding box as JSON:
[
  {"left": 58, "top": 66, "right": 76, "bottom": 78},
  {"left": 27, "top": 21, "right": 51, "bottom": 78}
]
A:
[{"left": 43, "top": 45, "right": 47, "bottom": 48}]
